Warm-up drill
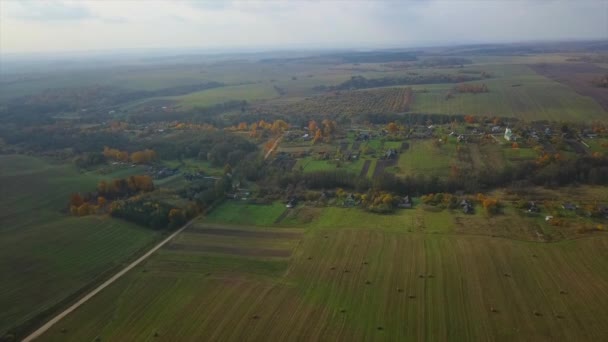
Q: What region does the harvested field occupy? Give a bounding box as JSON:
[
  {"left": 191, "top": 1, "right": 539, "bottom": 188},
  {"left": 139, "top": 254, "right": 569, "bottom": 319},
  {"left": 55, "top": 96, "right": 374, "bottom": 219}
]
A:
[
  {"left": 188, "top": 226, "right": 302, "bottom": 239},
  {"left": 164, "top": 244, "right": 293, "bottom": 257},
  {"left": 255, "top": 87, "right": 414, "bottom": 116},
  {"left": 530, "top": 63, "right": 608, "bottom": 111},
  {"left": 38, "top": 216, "right": 608, "bottom": 341},
  {"left": 359, "top": 160, "right": 371, "bottom": 177}
]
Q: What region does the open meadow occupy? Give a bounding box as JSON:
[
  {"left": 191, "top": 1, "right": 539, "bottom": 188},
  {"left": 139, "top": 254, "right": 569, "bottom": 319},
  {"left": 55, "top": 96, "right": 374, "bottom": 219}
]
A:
[
  {"left": 0, "top": 155, "right": 162, "bottom": 337},
  {"left": 37, "top": 199, "right": 608, "bottom": 341}
]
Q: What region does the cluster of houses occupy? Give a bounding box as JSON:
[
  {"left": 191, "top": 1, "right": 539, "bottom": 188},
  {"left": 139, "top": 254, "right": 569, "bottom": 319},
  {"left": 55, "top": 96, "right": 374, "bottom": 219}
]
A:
[{"left": 146, "top": 166, "right": 179, "bottom": 179}]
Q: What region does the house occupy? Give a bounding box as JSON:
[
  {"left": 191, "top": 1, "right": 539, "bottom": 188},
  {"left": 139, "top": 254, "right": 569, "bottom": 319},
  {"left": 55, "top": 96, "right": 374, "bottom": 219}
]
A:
[
  {"left": 527, "top": 201, "right": 540, "bottom": 213},
  {"left": 357, "top": 132, "right": 372, "bottom": 141},
  {"left": 461, "top": 199, "right": 474, "bottom": 214},
  {"left": 286, "top": 198, "right": 298, "bottom": 208},
  {"left": 491, "top": 126, "right": 502, "bottom": 133},
  {"left": 504, "top": 128, "right": 514, "bottom": 141},
  {"left": 385, "top": 149, "right": 398, "bottom": 159},
  {"left": 397, "top": 196, "right": 413, "bottom": 209},
  {"left": 545, "top": 215, "right": 554, "bottom": 221},
  {"left": 562, "top": 203, "right": 577, "bottom": 211},
  {"left": 457, "top": 135, "right": 467, "bottom": 143},
  {"left": 344, "top": 193, "right": 356, "bottom": 207}
]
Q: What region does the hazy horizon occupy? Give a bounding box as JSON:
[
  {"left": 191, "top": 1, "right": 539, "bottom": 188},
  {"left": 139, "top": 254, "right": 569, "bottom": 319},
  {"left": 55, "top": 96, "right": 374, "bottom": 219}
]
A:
[{"left": 1, "top": 0, "right": 606, "bottom": 55}]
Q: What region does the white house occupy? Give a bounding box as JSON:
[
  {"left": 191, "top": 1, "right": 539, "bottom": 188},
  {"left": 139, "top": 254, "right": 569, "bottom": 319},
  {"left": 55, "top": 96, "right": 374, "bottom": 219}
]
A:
[{"left": 504, "top": 128, "right": 514, "bottom": 141}]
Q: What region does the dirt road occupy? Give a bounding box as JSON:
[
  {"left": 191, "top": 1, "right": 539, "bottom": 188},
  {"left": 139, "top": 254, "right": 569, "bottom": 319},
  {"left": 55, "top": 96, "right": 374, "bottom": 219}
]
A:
[
  {"left": 264, "top": 135, "right": 283, "bottom": 160},
  {"left": 22, "top": 221, "right": 194, "bottom": 342}
]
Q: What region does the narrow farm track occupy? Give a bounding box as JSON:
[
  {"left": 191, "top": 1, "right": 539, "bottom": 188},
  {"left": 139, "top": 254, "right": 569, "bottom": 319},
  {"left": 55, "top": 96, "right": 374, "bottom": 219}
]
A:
[
  {"left": 264, "top": 135, "right": 283, "bottom": 160},
  {"left": 22, "top": 220, "right": 195, "bottom": 342}
]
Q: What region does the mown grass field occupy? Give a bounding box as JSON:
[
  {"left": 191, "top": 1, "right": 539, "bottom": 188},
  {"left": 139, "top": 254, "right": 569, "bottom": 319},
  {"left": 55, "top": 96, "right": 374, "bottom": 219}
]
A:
[
  {"left": 0, "top": 155, "right": 160, "bottom": 337},
  {"left": 393, "top": 139, "right": 456, "bottom": 178},
  {"left": 37, "top": 201, "right": 608, "bottom": 341}
]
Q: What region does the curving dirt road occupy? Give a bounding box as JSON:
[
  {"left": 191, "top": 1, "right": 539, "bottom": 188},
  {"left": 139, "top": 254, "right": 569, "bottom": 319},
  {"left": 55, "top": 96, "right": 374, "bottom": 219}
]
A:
[{"left": 22, "top": 221, "right": 194, "bottom": 342}]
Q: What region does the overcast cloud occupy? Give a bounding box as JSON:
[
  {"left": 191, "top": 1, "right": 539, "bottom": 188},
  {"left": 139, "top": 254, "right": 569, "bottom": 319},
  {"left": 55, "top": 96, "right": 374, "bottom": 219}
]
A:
[{"left": 0, "top": 0, "right": 606, "bottom": 54}]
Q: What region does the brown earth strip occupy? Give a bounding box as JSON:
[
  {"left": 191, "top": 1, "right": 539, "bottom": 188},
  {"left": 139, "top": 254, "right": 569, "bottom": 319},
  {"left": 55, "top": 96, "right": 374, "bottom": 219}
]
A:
[
  {"left": 543, "top": 142, "right": 557, "bottom": 153},
  {"left": 164, "top": 243, "right": 292, "bottom": 257},
  {"left": 566, "top": 139, "right": 589, "bottom": 155},
  {"left": 373, "top": 159, "right": 397, "bottom": 179},
  {"left": 188, "top": 227, "right": 301, "bottom": 239},
  {"left": 273, "top": 209, "right": 291, "bottom": 225},
  {"left": 359, "top": 160, "right": 371, "bottom": 177}
]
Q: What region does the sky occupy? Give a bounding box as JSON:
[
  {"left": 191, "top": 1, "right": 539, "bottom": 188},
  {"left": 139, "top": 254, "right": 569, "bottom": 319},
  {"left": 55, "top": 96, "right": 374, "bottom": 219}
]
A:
[{"left": 0, "top": 0, "right": 607, "bottom": 54}]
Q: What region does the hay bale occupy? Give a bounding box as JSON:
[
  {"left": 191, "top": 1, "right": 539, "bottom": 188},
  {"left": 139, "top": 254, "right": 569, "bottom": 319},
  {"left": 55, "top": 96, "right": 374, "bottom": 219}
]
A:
[
  {"left": 490, "top": 307, "right": 498, "bottom": 313},
  {"left": 418, "top": 274, "right": 424, "bottom": 278},
  {"left": 251, "top": 315, "right": 260, "bottom": 320},
  {"left": 560, "top": 290, "right": 568, "bottom": 295},
  {"left": 377, "top": 326, "right": 384, "bottom": 331},
  {"left": 344, "top": 269, "right": 350, "bottom": 273},
  {"left": 330, "top": 266, "right": 335, "bottom": 270},
  {"left": 409, "top": 295, "right": 416, "bottom": 299},
  {"left": 397, "top": 288, "right": 403, "bottom": 293},
  {"left": 307, "top": 256, "right": 313, "bottom": 260},
  {"left": 365, "top": 280, "right": 371, "bottom": 285},
  {"left": 503, "top": 273, "right": 511, "bottom": 277},
  {"left": 340, "top": 308, "right": 346, "bottom": 313},
  {"left": 533, "top": 311, "right": 542, "bottom": 317},
  {"left": 427, "top": 274, "right": 435, "bottom": 278},
  {"left": 555, "top": 314, "right": 564, "bottom": 319}
]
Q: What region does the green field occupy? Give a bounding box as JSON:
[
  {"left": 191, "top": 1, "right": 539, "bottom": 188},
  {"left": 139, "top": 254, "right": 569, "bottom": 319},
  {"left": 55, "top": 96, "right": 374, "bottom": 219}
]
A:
[
  {"left": 36, "top": 204, "right": 608, "bottom": 341},
  {"left": 203, "top": 201, "right": 287, "bottom": 226},
  {"left": 0, "top": 155, "right": 160, "bottom": 337},
  {"left": 171, "top": 83, "right": 279, "bottom": 108},
  {"left": 410, "top": 64, "right": 606, "bottom": 121},
  {"left": 393, "top": 139, "right": 456, "bottom": 177}
]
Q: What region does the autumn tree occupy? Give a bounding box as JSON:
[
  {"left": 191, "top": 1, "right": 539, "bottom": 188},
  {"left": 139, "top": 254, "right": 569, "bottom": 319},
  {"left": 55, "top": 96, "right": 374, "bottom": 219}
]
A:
[
  {"left": 308, "top": 120, "right": 318, "bottom": 132},
  {"left": 313, "top": 129, "right": 323, "bottom": 144},
  {"left": 464, "top": 115, "right": 476, "bottom": 124},
  {"left": 387, "top": 122, "right": 399, "bottom": 134},
  {"left": 70, "top": 193, "right": 84, "bottom": 207}
]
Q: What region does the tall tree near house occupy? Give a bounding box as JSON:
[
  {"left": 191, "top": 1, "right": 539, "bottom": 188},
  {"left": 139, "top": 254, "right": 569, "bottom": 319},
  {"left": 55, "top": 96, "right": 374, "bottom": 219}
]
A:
[{"left": 308, "top": 120, "right": 318, "bottom": 132}]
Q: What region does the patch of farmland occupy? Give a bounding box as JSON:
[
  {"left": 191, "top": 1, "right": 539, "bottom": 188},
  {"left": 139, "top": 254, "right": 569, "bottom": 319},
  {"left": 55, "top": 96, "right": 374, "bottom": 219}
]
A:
[
  {"left": 255, "top": 87, "right": 413, "bottom": 116},
  {"left": 359, "top": 160, "right": 371, "bottom": 177},
  {"left": 38, "top": 221, "right": 608, "bottom": 341},
  {"left": 203, "top": 201, "right": 287, "bottom": 226},
  {"left": 0, "top": 155, "right": 159, "bottom": 338},
  {"left": 529, "top": 62, "right": 608, "bottom": 111},
  {"left": 394, "top": 139, "right": 454, "bottom": 178},
  {"left": 410, "top": 64, "right": 606, "bottom": 121}
]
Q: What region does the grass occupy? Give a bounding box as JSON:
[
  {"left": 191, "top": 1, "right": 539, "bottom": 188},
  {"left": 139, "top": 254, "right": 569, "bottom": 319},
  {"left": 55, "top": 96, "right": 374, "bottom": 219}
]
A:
[
  {"left": 203, "top": 201, "right": 287, "bottom": 226},
  {"left": 37, "top": 208, "right": 608, "bottom": 341},
  {"left": 410, "top": 64, "right": 606, "bottom": 121},
  {"left": 0, "top": 155, "right": 160, "bottom": 337},
  {"left": 393, "top": 139, "right": 455, "bottom": 177},
  {"left": 172, "top": 83, "right": 278, "bottom": 108}
]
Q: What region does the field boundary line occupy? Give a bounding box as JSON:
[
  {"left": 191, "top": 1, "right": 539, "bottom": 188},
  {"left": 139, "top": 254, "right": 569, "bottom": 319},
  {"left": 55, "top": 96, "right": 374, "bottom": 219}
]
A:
[{"left": 22, "top": 220, "right": 195, "bottom": 342}]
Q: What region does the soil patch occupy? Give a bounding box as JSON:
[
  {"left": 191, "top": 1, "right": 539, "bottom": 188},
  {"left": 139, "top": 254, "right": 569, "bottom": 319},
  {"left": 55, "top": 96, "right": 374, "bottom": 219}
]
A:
[
  {"left": 165, "top": 243, "right": 292, "bottom": 257},
  {"left": 188, "top": 227, "right": 301, "bottom": 239},
  {"left": 359, "top": 160, "right": 371, "bottom": 177}
]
